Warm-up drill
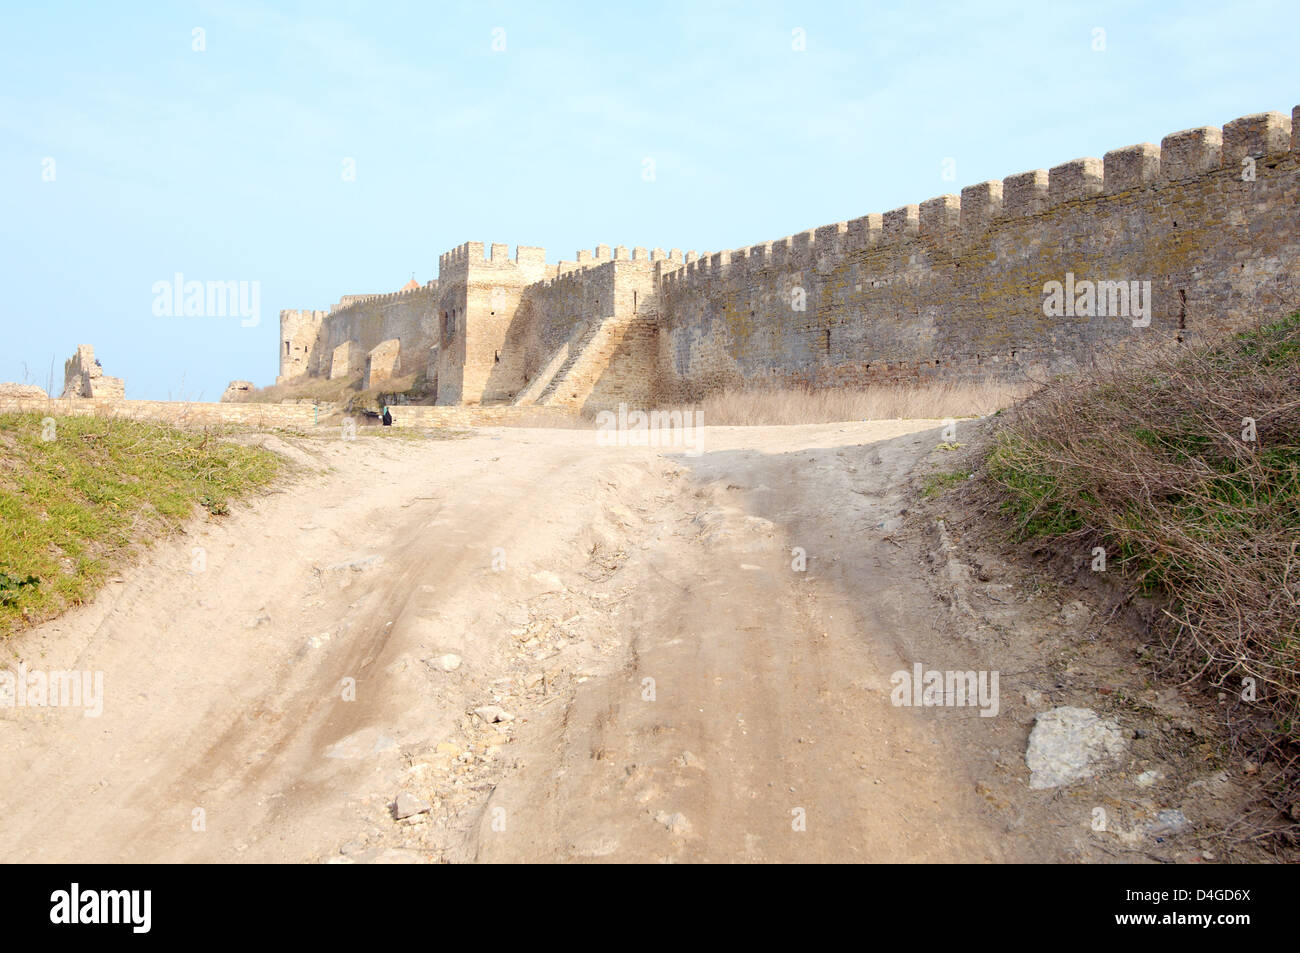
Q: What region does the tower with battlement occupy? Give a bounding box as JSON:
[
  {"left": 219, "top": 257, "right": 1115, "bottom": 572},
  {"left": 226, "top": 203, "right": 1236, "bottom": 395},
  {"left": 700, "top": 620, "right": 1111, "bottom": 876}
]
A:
[
  {"left": 277, "top": 309, "right": 326, "bottom": 384},
  {"left": 434, "top": 242, "right": 550, "bottom": 404},
  {"left": 277, "top": 104, "right": 1300, "bottom": 413}
]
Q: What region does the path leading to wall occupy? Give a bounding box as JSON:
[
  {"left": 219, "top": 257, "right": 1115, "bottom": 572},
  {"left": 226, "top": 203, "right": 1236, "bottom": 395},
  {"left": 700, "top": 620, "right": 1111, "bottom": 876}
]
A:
[{"left": 0, "top": 421, "right": 1089, "bottom": 863}]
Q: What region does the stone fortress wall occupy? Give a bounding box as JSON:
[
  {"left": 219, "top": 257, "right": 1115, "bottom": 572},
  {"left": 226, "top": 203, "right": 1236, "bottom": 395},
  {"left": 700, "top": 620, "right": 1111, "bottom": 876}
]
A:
[
  {"left": 277, "top": 283, "right": 440, "bottom": 386},
  {"left": 655, "top": 109, "right": 1300, "bottom": 398},
  {"left": 278, "top": 104, "right": 1300, "bottom": 413}
]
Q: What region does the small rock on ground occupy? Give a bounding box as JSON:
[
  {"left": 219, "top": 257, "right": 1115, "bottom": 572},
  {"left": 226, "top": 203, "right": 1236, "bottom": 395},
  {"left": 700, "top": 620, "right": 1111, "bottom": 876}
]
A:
[
  {"left": 474, "top": 705, "right": 514, "bottom": 724},
  {"left": 392, "top": 792, "right": 430, "bottom": 819},
  {"left": 1025, "top": 706, "right": 1126, "bottom": 789}
]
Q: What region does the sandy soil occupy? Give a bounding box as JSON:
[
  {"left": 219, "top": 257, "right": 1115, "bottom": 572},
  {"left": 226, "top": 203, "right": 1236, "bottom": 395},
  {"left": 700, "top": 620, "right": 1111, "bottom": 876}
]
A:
[{"left": 0, "top": 419, "right": 1245, "bottom": 863}]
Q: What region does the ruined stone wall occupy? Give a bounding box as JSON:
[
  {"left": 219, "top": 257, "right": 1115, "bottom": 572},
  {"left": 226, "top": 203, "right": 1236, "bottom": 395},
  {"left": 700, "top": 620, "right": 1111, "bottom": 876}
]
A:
[
  {"left": 329, "top": 340, "right": 363, "bottom": 380},
  {"left": 277, "top": 309, "right": 326, "bottom": 383},
  {"left": 655, "top": 107, "right": 1300, "bottom": 399},
  {"left": 220, "top": 380, "right": 254, "bottom": 402},
  {"left": 310, "top": 284, "right": 439, "bottom": 380},
  {"left": 62, "top": 345, "right": 124, "bottom": 398},
  {"left": 364, "top": 339, "right": 401, "bottom": 389}
]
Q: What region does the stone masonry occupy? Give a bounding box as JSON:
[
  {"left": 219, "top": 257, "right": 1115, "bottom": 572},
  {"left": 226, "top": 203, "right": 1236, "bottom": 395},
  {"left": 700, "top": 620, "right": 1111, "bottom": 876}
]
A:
[
  {"left": 61, "top": 345, "right": 124, "bottom": 399},
  {"left": 364, "top": 339, "right": 401, "bottom": 390},
  {"left": 278, "top": 104, "right": 1300, "bottom": 412},
  {"left": 220, "top": 380, "right": 254, "bottom": 402},
  {"left": 330, "top": 340, "right": 364, "bottom": 380}
]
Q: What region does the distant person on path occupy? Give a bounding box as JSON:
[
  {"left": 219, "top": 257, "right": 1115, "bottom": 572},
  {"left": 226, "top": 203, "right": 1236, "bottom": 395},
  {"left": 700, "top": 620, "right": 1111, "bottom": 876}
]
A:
[{"left": 382, "top": 406, "right": 393, "bottom": 427}]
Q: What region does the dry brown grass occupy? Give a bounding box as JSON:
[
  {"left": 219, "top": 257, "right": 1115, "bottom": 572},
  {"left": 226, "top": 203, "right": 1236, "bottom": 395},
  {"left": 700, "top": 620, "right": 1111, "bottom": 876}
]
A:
[
  {"left": 231, "top": 373, "right": 362, "bottom": 405},
  {"left": 492, "top": 405, "right": 596, "bottom": 429},
  {"left": 493, "top": 381, "right": 1029, "bottom": 428},
  {"left": 233, "top": 370, "right": 433, "bottom": 412},
  {"left": 984, "top": 312, "right": 1300, "bottom": 845},
  {"left": 684, "top": 380, "right": 1032, "bottom": 426}
]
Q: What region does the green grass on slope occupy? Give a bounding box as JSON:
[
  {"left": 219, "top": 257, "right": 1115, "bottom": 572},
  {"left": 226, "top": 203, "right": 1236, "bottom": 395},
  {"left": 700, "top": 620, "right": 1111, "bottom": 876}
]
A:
[{"left": 0, "top": 412, "right": 280, "bottom": 637}]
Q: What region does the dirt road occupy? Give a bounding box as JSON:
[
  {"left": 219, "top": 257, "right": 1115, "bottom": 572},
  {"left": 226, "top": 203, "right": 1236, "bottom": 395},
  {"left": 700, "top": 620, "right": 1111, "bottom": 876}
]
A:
[{"left": 0, "top": 420, "right": 1080, "bottom": 863}]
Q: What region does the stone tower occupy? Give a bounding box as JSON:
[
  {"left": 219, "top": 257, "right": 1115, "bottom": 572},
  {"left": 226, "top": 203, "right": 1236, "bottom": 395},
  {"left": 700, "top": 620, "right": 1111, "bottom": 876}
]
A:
[{"left": 278, "top": 309, "right": 326, "bottom": 383}]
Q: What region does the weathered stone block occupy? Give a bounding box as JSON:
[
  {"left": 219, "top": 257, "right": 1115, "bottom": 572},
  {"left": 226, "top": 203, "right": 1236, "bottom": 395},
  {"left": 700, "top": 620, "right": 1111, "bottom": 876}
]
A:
[
  {"left": 1103, "top": 143, "right": 1160, "bottom": 192},
  {"left": 1048, "top": 157, "right": 1104, "bottom": 204},
  {"left": 882, "top": 204, "right": 920, "bottom": 239},
  {"left": 0, "top": 383, "right": 47, "bottom": 399},
  {"left": 330, "top": 340, "right": 363, "bottom": 380},
  {"left": 1159, "top": 126, "right": 1221, "bottom": 181},
  {"left": 1222, "top": 111, "right": 1292, "bottom": 165},
  {"left": 960, "top": 180, "right": 1002, "bottom": 229},
  {"left": 846, "top": 213, "right": 881, "bottom": 250},
  {"left": 1002, "top": 169, "right": 1049, "bottom": 215},
  {"left": 919, "top": 195, "right": 960, "bottom": 235},
  {"left": 365, "top": 339, "right": 401, "bottom": 390},
  {"left": 220, "top": 380, "right": 254, "bottom": 402},
  {"left": 814, "top": 222, "right": 848, "bottom": 256}
]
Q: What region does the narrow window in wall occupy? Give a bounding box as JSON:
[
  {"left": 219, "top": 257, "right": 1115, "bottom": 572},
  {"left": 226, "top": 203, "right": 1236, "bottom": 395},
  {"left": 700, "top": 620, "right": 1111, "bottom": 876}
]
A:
[
  {"left": 284, "top": 341, "right": 290, "bottom": 356},
  {"left": 824, "top": 328, "right": 832, "bottom": 352},
  {"left": 633, "top": 290, "right": 638, "bottom": 311}
]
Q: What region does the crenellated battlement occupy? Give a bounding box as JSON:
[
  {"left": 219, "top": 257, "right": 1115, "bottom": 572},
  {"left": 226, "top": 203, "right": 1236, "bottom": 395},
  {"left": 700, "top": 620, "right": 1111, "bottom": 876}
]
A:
[
  {"left": 327, "top": 281, "right": 438, "bottom": 322},
  {"left": 436, "top": 241, "right": 675, "bottom": 278},
  {"left": 278, "top": 103, "right": 1300, "bottom": 409},
  {"left": 440, "top": 242, "right": 540, "bottom": 272},
  {"left": 657, "top": 105, "right": 1296, "bottom": 297},
  {"left": 653, "top": 102, "right": 1300, "bottom": 400}
]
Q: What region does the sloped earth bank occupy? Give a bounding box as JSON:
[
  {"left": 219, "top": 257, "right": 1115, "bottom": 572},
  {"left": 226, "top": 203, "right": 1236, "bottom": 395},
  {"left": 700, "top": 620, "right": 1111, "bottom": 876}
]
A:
[{"left": 0, "top": 421, "right": 1257, "bottom": 863}]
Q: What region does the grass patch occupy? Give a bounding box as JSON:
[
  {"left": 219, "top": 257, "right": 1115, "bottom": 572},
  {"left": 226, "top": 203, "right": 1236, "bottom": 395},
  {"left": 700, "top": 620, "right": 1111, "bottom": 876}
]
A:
[
  {"left": 0, "top": 412, "right": 281, "bottom": 637},
  {"left": 984, "top": 312, "right": 1300, "bottom": 749},
  {"left": 921, "top": 470, "right": 971, "bottom": 497}
]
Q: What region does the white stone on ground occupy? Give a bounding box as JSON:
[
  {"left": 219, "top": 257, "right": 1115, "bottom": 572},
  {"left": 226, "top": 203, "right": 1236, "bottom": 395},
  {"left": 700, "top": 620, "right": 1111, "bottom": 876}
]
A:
[{"left": 1025, "top": 706, "right": 1126, "bottom": 789}]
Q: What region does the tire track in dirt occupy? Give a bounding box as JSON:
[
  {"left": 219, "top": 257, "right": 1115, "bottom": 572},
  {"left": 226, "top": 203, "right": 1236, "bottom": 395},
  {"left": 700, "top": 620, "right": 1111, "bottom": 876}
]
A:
[{"left": 2, "top": 421, "right": 1069, "bottom": 863}]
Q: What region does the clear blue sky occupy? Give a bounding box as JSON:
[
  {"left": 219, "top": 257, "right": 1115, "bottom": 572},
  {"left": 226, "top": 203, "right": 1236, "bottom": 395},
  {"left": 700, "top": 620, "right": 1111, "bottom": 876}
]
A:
[{"left": 1, "top": 0, "right": 1296, "bottom": 399}]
